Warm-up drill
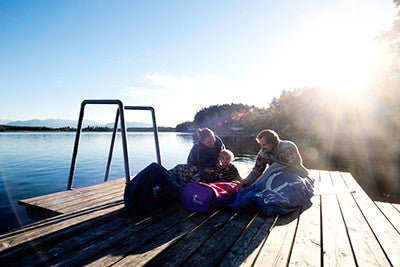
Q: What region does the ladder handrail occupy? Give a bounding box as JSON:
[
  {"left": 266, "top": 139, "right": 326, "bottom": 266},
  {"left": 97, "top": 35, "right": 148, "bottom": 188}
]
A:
[
  {"left": 103, "top": 106, "right": 162, "bottom": 182},
  {"left": 67, "top": 99, "right": 131, "bottom": 190},
  {"left": 103, "top": 108, "right": 120, "bottom": 182},
  {"left": 125, "top": 106, "right": 161, "bottom": 165}
]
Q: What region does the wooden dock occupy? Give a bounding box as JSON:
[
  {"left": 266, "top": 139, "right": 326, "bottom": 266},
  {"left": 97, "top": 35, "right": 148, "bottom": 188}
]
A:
[{"left": 0, "top": 169, "right": 399, "bottom": 266}]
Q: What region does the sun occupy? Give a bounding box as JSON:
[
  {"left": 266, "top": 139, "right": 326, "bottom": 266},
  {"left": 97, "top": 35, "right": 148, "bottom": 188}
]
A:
[
  {"left": 310, "top": 37, "right": 380, "bottom": 96},
  {"left": 253, "top": 8, "right": 393, "bottom": 99},
  {"left": 295, "top": 18, "right": 388, "bottom": 97}
]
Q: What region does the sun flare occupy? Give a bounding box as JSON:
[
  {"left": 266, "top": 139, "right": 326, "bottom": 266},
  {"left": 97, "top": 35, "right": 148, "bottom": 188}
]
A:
[
  {"left": 309, "top": 37, "right": 380, "bottom": 96},
  {"left": 294, "top": 18, "right": 387, "bottom": 97},
  {"left": 253, "top": 8, "right": 393, "bottom": 99}
]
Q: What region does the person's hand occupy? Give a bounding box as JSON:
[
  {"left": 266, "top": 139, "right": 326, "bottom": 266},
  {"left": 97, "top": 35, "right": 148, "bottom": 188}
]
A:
[
  {"left": 232, "top": 180, "right": 241, "bottom": 185},
  {"left": 203, "top": 168, "right": 214, "bottom": 174}
]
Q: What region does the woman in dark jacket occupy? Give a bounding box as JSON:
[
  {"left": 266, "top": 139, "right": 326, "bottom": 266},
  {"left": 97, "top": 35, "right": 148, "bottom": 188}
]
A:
[
  {"left": 187, "top": 128, "right": 225, "bottom": 178},
  {"left": 168, "top": 128, "right": 225, "bottom": 190}
]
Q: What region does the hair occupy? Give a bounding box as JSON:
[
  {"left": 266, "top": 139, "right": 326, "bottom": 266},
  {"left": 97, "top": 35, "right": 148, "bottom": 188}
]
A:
[
  {"left": 219, "top": 149, "right": 234, "bottom": 162},
  {"left": 256, "top": 129, "right": 280, "bottom": 146},
  {"left": 196, "top": 127, "right": 215, "bottom": 142}
]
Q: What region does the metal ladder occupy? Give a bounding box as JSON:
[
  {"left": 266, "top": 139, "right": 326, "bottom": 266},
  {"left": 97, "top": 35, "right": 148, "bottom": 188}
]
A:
[{"left": 67, "top": 99, "right": 161, "bottom": 190}]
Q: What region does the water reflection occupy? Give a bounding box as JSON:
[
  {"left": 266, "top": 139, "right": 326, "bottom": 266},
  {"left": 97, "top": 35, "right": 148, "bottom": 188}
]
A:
[
  {"left": 175, "top": 133, "right": 193, "bottom": 142},
  {"left": 220, "top": 135, "right": 259, "bottom": 157}
]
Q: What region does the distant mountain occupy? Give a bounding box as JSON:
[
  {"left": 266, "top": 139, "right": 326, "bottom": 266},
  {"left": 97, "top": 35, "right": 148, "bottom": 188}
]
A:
[
  {"left": 6, "top": 119, "right": 95, "bottom": 128},
  {"left": 4, "top": 119, "right": 153, "bottom": 128}
]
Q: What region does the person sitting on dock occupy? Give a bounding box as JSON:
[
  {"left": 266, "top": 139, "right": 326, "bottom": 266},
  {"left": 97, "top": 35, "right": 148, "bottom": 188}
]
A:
[
  {"left": 213, "top": 149, "right": 242, "bottom": 182},
  {"left": 229, "top": 129, "right": 314, "bottom": 216},
  {"left": 168, "top": 127, "right": 226, "bottom": 189},
  {"left": 240, "top": 129, "right": 309, "bottom": 188},
  {"left": 186, "top": 127, "right": 225, "bottom": 181}
]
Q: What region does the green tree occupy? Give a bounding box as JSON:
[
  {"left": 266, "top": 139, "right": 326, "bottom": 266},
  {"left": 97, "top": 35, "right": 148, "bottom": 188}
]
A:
[{"left": 175, "top": 121, "right": 195, "bottom": 132}]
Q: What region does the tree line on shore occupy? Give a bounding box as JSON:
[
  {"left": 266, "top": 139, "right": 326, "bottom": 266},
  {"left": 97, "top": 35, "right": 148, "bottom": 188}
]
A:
[{"left": 0, "top": 125, "right": 175, "bottom": 132}]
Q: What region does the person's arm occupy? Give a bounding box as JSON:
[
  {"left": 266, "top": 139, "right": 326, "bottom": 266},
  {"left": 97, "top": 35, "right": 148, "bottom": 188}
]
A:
[
  {"left": 213, "top": 165, "right": 224, "bottom": 180},
  {"left": 231, "top": 165, "right": 242, "bottom": 181},
  {"left": 240, "top": 151, "right": 267, "bottom": 187},
  {"left": 241, "top": 170, "right": 260, "bottom": 187},
  {"left": 215, "top": 135, "right": 225, "bottom": 150},
  {"left": 187, "top": 144, "right": 199, "bottom": 167},
  {"left": 274, "top": 142, "right": 300, "bottom": 166},
  {"left": 275, "top": 141, "right": 309, "bottom": 177}
]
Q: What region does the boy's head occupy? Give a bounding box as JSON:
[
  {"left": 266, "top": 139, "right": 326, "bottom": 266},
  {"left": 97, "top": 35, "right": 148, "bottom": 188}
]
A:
[{"left": 219, "top": 149, "right": 234, "bottom": 167}]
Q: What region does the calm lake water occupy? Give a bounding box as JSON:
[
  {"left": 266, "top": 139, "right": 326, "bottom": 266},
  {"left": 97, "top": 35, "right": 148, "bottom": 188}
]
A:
[{"left": 0, "top": 132, "right": 254, "bottom": 234}]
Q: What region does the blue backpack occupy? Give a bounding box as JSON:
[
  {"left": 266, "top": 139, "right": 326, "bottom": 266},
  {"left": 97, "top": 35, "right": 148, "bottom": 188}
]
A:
[
  {"left": 228, "top": 170, "right": 314, "bottom": 216},
  {"left": 124, "top": 162, "right": 177, "bottom": 215}
]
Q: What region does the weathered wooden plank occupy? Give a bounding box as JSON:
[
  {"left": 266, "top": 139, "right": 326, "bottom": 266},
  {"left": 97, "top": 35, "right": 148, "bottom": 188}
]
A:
[
  {"left": 341, "top": 172, "right": 400, "bottom": 266},
  {"left": 114, "top": 212, "right": 217, "bottom": 266},
  {"left": 37, "top": 186, "right": 122, "bottom": 211},
  {"left": 146, "top": 211, "right": 233, "bottom": 266},
  {"left": 22, "top": 204, "right": 63, "bottom": 221},
  {"left": 13, "top": 208, "right": 176, "bottom": 266},
  {"left": 1, "top": 206, "right": 134, "bottom": 266},
  {"left": 61, "top": 208, "right": 193, "bottom": 266},
  {"left": 182, "top": 212, "right": 257, "bottom": 266},
  {"left": 218, "top": 213, "right": 276, "bottom": 267},
  {"left": 56, "top": 188, "right": 124, "bottom": 214},
  {"left": 289, "top": 198, "right": 321, "bottom": 267},
  {"left": 17, "top": 178, "right": 125, "bottom": 220},
  {"left": 238, "top": 217, "right": 278, "bottom": 267},
  {"left": 331, "top": 172, "right": 390, "bottom": 266},
  {"left": 21, "top": 190, "right": 123, "bottom": 221},
  {"left": 309, "top": 169, "right": 321, "bottom": 183},
  {"left": 0, "top": 206, "right": 122, "bottom": 261},
  {"left": 19, "top": 178, "right": 123, "bottom": 209},
  {"left": 252, "top": 209, "right": 299, "bottom": 267},
  {"left": 18, "top": 178, "right": 125, "bottom": 206},
  {"left": 242, "top": 170, "right": 321, "bottom": 267},
  {"left": 38, "top": 181, "right": 123, "bottom": 210},
  {"left": 375, "top": 201, "right": 400, "bottom": 234},
  {"left": 393, "top": 203, "right": 400, "bottom": 212},
  {"left": 0, "top": 200, "right": 124, "bottom": 254},
  {"left": 320, "top": 170, "right": 356, "bottom": 266},
  {"left": 46, "top": 206, "right": 181, "bottom": 266},
  {"left": 288, "top": 169, "right": 321, "bottom": 267}
]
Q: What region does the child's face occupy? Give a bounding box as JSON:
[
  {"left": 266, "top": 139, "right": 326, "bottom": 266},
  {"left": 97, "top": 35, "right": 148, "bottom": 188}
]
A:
[{"left": 220, "top": 155, "right": 231, "bottom": 167}]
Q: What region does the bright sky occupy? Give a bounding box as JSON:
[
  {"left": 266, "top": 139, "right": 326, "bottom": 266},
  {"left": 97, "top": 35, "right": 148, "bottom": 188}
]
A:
[{"left": 0, "top": 0, "right": 396, "bottom": 127}]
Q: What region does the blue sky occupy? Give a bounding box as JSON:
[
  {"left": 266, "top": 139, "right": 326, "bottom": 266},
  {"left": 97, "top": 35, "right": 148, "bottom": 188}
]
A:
[{"left": 0, "top": 0, "right": 396, "bottom": 127}]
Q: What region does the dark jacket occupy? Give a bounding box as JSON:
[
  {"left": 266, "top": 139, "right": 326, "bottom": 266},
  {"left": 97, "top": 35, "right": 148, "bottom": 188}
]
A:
[
  {"left": 187, "top": 136, "right": 225, "bottom": 169},
  {"left": 213, "top": 163, "right": 242, "bottom": 182}
]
